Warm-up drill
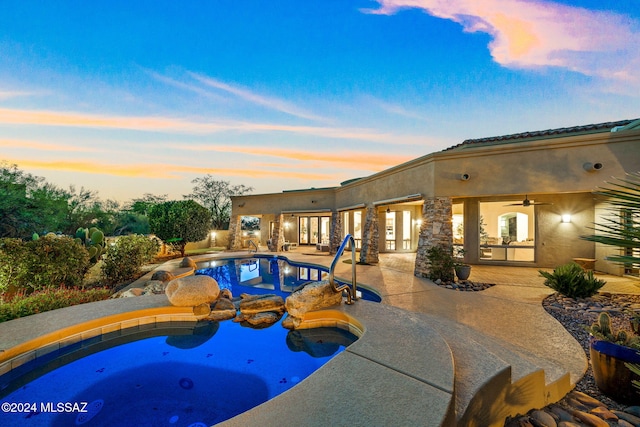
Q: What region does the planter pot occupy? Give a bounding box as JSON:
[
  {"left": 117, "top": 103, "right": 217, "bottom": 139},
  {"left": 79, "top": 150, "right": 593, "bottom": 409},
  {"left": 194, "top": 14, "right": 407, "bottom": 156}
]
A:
[
  {"left": 590, "top": 337, "right": 640, "bottom": 404},
  {"left": 455, "top": 265, "right": 471, "bottom": 281}
]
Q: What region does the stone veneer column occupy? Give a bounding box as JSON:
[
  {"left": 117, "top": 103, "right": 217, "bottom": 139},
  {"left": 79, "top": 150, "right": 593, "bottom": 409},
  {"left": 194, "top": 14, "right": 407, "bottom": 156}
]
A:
[
  {"left": 359, "top": 205, "right": 379, "bottom": 264},
  {"left": 267, "top": 214, "right": 285, "bottom": 252},
  {"left": 329, "top": 211, "right": 342, "bottom": 255},
  {"left": 228, "top": 214, "right": 243, "bottom": 250},
  {"left": 414, "top": 197, "right": 453, "bottom": 278}
]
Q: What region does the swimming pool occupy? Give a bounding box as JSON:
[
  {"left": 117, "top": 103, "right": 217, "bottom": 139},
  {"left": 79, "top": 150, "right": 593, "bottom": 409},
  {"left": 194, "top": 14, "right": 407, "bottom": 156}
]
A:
[
  {"left": 0, "top": 318, "right": 357, "bottom": 426},
  {"left": 195, "top": 255, "right": 382, "bottom": 302},
  {"left": 0, "top": 255, "right": 374, "bottom": 426}
]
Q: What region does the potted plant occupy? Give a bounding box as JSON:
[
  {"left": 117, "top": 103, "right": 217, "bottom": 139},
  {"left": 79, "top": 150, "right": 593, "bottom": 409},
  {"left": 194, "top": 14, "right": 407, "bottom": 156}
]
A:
[
  {"left": 454, "top": 248, "right": 471, "bottom": 281},
  {"left": 588, "top": 312, "right": 640, "bottom": 404}
]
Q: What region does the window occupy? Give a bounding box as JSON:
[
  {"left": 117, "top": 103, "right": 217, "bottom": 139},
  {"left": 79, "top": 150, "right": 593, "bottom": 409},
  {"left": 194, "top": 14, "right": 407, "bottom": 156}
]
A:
[{"left": 479, "top": 201, "right": 534, "bottom": 262}]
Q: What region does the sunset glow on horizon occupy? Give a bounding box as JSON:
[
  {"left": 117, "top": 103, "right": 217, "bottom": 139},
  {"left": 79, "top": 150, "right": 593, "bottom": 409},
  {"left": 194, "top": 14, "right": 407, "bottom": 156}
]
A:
[{"left": 1, "top": 0, "right": 638, "bottom": 202}]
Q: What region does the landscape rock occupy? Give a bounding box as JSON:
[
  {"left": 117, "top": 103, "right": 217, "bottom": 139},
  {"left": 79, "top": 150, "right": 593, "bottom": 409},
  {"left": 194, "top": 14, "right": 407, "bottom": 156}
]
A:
[
  {"left": 179, "top": 257, "right": 198, "bottom": 269},
  {"left": 530, "top": 410, "right": 557, "bottom": 427},
  {"left": 151, "top": 270, "right": 175, "bottom": 282},
  {"left": 285, "top": 280, "right": 343, "bottom": 320},
  {"left": 165, "top": 275, "right": 220, "bottom": 307},
  {"left": 207, "top": 298, "right": 237, "bottom": 321},
  {"left": 142, "top": 280, "right": 166, "bottom": 295},
  {"left": 239, "top": 294, "right": 285, "bottom": 316},
  {"left": 117, "top": 288, "right": 144, "bottom": 298},
  {"left": 193, "top": 303, "right": 211, "bottom": 319}
]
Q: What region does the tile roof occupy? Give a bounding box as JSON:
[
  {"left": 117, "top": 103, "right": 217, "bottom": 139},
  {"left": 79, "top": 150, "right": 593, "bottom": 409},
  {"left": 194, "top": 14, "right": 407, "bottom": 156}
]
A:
[{"left": 444, "top": 118, "right": 638, "bottom": 151}]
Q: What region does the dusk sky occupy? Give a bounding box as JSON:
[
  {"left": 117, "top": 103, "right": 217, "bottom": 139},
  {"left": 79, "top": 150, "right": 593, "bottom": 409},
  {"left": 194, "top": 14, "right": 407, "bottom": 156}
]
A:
[{"left": 1, "top": 0, "right": 639, "bottom": 203}]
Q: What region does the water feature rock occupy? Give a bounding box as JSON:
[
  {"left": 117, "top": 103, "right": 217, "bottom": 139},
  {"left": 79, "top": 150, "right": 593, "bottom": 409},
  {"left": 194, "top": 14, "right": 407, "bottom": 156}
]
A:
[
  {"left": 242, "top": 311, "right": 282, "bottom": 326},
  {"left": 285, "top": 280, "right": 343, "bottom": 320},
  {"left": 208, "top": 297, "right": 237, "bottom": 321},
  {"left": 151, "top": 270, "right": 175, "bottom": 282},
  {"left": 239, "top": 294, "right": 285, "bottom": 316},
  {"left": 179, "top": 257, "right": 198, "bottom": 269},
  {"left": 569, "top": 410, "right": 609, "bottom": 427},
  {"left": 165, "top": 275, "right": 220, "bottom": 307},
  {"left": 193, "top": 303, "right": 211, "bottom": 319}
]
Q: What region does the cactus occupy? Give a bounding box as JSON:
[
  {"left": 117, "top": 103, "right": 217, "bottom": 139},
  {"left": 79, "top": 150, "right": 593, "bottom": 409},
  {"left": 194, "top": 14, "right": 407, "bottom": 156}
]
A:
[
  {"left": 74, "top": 226, "right": 105, "bottom": 263},
  {"left": 32, "top": 232, "right": 39, "bottom": 240},
  {"left": 589, "top": 312, "right": 640, "bottom": 350}
]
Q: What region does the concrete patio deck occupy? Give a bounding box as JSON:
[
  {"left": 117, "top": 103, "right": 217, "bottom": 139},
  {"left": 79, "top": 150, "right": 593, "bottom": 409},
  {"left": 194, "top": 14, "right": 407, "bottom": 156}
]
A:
[{"left": 1, "top": 249, "right": 639, "bottom": 426}]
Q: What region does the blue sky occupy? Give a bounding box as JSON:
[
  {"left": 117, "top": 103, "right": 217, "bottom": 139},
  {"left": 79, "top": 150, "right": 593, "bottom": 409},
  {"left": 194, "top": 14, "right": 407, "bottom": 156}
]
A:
[{"left": 1, "top": 0, "right": 638, "bottom": 202}]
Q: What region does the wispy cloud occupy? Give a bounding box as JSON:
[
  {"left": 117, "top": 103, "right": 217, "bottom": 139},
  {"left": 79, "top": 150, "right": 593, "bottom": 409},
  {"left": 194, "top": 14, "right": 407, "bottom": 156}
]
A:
[
  {"left": 0, "top": 138, "right": 100, "bottom": 152},
  {"left": 0, "top": 90, "right": 41, "bottom": 100},
  {"left": 187, "top": 72, "right": 326, "bottom": 121},
  {"left": 0, "top": 107, "right": 425, "bottom": 145},
  {"left": 5, "top": 157, "right": 337, "bottom": 181},
  {"left": 175, "top": 144, "right": 413, "bottom": 170},
  {"left": 364, "top": 0, "right": 640, "bottom": 85}
]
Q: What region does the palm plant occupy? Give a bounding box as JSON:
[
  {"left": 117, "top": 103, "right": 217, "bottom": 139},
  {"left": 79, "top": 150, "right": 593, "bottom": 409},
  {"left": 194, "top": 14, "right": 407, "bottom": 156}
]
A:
[
  {"left": 581, "top": 172, "right": 640, "bottom": 267},
  {"left": 582, "top": 172, "right": 640, "bottom": 395}
]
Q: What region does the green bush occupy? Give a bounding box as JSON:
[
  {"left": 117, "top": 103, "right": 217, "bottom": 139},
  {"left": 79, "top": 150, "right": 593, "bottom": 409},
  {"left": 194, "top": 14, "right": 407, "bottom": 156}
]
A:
[
  {"left": 0, "top": 235, "right": 90, "bottom": 297},
  {"left": 101, "top": 235, "right": 160, "bottom": 285},
  {"left": 426, "top": 245, "right": 456, "bottom": 282},
  {"left": 0, "top": 286, "right": 112, "bottom": 322},
  {"left": 539, "top": 262, "right": 606, "bottom": 298},
  {"left": 0, "top": 238, "right": 30, "bottom": 297}
]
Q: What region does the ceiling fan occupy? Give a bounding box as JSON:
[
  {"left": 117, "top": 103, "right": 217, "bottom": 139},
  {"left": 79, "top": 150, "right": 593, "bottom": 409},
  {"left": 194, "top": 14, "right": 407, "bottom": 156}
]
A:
[{"left": 504, "top": 195, "right": 552, "bottom": 207}]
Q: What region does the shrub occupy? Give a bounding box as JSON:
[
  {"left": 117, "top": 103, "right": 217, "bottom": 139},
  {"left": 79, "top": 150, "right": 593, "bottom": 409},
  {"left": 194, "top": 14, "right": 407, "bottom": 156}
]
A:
[
  {"left": 101, "top": 234, "right": 160, "bottom": 285},
  {"left": 0, "top": 235, "right": 90, "bottom": 298},
  {"left": 25, "top": 235, "right": 90, "bottom": 291},
  {"left": 426, "top": 244, "right": 455, "bottom": 282},
  {"left": 0, "top": 286, "right": 112, "bottom": 322},
  {"left": 539, "top": 262, "right": 606, "bottom": 299},
  {"left": 0, "top": 238, "right": 30, "bottom": 297}
]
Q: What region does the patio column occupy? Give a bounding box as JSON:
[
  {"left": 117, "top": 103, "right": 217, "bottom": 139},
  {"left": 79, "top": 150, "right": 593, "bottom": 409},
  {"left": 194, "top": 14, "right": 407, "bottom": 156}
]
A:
[
  {"left": 329, "top": 211, "right": 342, "bottom": 255},
  {"left": 267, "top": 213, "right": 285, "bottom": 252},
  {"left": 414, "top": 197, "right": 453, "bottom": 278},
  {"left": 228, "top": 214, "right": 243, "bottom": 250},
  {"left": 360, "top": 204, "right": 379, "bottom": 264}
]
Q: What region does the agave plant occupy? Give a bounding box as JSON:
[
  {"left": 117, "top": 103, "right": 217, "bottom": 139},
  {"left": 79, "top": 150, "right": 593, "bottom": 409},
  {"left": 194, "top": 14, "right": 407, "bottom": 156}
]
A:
[{"left": 581, "top": 172, "right": 640, "bottom": 267}]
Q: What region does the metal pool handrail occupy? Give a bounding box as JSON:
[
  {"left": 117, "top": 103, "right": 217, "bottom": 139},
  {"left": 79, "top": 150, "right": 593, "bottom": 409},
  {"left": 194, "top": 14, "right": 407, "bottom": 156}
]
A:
[
  {"left": 248, "top": 240, "right": 258, "bottom": 254},
  {"left": 328, "top": 234, "right": 358, "bottom": 305}
]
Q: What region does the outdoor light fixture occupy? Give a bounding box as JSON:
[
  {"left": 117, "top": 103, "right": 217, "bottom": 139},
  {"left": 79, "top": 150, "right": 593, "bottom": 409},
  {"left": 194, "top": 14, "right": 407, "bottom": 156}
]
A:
[
  {"left": 561, "top": 214, "right": 571, "bottom": 223},
  {"left": 238, "top": 202, "right": 245, "bottom": 207},
  {"left": 386, "top": 207, "right": 391, "bottom": 213},
  {"left": 460, "top": 173, "right": 470, "bottom": 181}
]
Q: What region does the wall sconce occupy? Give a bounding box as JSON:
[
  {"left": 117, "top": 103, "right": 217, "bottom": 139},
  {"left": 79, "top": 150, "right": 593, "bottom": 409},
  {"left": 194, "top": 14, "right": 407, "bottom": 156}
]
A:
[
  {"left": 238, "top": 202, "right": 245, "bottom": 207},
  {"left": 459, "top": 173, "right": 470, "bottom": 181},
  {"left": 561, "top": 214, "right": 571, "bottom": 223},
  {"left": 386, "top": 207, "right": 391, "bottom": 213},
  {"left": 311, "top": 200, "right": 317, "bottom": 204}
]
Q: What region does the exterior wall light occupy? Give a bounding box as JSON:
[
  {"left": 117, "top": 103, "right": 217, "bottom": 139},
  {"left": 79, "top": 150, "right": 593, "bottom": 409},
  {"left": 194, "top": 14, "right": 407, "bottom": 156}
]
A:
[
  {"left": 561, "top": 214, "right": 571, "bottom": 223},
  {"left": 460, "top": 173, "right": 470, "bottom": 181}
]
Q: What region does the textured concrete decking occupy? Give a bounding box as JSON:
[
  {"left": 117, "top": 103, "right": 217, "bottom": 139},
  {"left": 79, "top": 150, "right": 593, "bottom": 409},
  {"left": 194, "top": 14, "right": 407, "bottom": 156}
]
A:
[{"left": 1, "top": 250, "right": 639, "bottom": 426}]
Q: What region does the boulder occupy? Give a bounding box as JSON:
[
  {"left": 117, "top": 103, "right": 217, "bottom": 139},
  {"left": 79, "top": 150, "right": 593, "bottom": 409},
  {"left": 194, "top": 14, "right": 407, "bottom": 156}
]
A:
[
  {"left": 207, "top": 298, "right": 237, "bottom": 321},
  {"left": 151, "top": 270, "right": 175, "bottom": 282},
  {"left": 165, "top": 275, "right": 220, "bottom": 307},
  {"left": 243, "top": 311, "right": 282, "bottom": 326},
  {"left": 285, "top": 280, "right": 343, "bottom": 320},
  {"left": 193, "top": 303, "right": 212, "bottom": 319},
  {"left": 179, "top": 257, "right": 198, "bottom": 269},
  {"left": 239, "top": 294, "right": 285, "bottom": 316}
]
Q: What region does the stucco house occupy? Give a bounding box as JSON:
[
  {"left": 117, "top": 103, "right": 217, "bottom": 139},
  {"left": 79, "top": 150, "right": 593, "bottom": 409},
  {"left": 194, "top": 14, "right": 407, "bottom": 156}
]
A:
[{"left": 228, "top": 118, "right": 640, "bottom": 278}]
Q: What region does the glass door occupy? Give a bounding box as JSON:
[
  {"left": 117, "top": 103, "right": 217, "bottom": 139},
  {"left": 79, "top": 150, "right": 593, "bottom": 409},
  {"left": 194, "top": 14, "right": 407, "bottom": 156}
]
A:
[{"left": 299, "top": 217, "right": 309, "bottom": 244}]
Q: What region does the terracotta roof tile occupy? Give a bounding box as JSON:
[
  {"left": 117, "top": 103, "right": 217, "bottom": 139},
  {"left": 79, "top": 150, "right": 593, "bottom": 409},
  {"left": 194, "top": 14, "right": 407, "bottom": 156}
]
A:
[{"left": 444, "top": 119, "right": 638, "bottom": 151}]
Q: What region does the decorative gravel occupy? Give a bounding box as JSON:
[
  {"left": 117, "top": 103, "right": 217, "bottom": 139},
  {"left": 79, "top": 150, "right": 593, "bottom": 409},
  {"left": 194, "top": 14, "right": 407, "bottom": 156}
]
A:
[{"left": 504, "top": 292, "right": 640, "bottom": 426}]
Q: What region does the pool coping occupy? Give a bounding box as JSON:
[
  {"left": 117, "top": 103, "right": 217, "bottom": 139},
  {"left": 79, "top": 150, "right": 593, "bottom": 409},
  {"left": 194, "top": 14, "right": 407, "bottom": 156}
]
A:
[{"left": 0, "top": 295, "right": 456, "bottom": 427}]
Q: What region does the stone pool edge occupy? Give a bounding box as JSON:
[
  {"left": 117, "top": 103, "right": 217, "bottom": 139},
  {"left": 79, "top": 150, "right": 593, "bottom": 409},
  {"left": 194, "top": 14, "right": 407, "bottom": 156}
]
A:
[{"left": 0, "top": 296, "right": 455, "bottom": 427}]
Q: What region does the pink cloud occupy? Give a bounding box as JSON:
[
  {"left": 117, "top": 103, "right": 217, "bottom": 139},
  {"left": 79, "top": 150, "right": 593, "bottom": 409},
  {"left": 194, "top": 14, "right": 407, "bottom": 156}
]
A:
[{"left": 365, "top": 0, "right": 640, "bottom": 84}]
